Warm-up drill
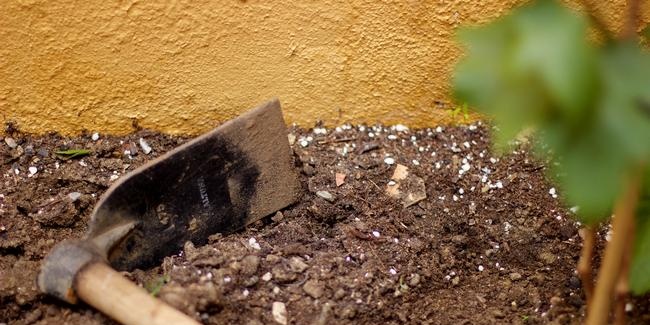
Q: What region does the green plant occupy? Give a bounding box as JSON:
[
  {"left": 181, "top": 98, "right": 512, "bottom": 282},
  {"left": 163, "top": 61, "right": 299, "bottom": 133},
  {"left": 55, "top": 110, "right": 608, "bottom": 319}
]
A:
[
  {"left": 55, "top": 148, "right": 91, "bottom": 160},
  {"left": 448, "top": 102, "right": 470, "bottom": 125},
  {"left": 453, "top": 0, "right": 649, "bottom": 323},
  {"left": 145, "top": 275, "right": 170, "bottom": 297}
]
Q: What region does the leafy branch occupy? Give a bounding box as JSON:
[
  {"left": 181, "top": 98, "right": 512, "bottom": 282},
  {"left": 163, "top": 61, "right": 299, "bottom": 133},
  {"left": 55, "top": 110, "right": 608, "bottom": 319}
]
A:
[{"left": 453, "top": 0, "right": 650, "bottom": 323}]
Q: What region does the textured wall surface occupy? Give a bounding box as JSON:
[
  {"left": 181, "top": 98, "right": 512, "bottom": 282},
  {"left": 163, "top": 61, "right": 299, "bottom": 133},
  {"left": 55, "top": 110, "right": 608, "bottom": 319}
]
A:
[{"left": 1, "top": 0, "right": 648, "bottom": 135}]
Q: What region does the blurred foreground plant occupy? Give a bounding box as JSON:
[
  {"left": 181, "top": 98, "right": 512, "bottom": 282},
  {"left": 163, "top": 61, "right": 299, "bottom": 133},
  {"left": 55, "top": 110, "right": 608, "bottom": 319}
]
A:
[{"left": 453, "top": 0, "right": 649, "bottom": 323}]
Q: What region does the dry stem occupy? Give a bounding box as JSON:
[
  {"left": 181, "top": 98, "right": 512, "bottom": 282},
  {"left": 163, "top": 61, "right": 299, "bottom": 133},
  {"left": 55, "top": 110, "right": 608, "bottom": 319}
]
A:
[
  {"left": 585, "top": 175, "right": 641, "bottom": 325},
  {"left": 577, "top": 226, "right": 596, "bottom": 306}
]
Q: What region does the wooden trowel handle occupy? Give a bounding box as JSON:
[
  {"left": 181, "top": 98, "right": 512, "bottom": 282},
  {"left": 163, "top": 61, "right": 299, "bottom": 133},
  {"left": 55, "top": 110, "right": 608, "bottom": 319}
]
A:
[{"left": 76, "top": 262, "right": 200, "bottom": 325}]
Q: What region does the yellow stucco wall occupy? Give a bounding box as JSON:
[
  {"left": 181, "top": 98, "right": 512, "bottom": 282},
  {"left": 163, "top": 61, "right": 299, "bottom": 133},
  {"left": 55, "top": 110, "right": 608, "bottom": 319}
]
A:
[{"left": 1, "top": 0, "right": 648, "bottom": 135}]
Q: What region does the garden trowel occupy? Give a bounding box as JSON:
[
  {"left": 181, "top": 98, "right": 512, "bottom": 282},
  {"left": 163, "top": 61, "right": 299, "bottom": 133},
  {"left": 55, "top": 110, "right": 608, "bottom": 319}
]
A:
[{"left": 38, "top": 99, "right": 301, "bottom": 325}]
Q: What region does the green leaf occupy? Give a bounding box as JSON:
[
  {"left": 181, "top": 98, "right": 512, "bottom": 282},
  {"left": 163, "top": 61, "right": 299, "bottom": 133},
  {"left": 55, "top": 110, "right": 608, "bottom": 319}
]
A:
[
  {"left": 453, "top": 0, "right": 598, "bottom": 152},
  {"left": 598, "top": 42, "right": 650, "bottom": 161},
  {"left": 55, "top": 149, "right": 91, "bottom": 159}
]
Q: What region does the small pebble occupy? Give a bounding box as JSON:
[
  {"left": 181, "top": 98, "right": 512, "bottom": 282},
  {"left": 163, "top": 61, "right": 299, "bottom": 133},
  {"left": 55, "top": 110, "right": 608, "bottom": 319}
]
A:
[
  {"left": 509, "top": 273, "right": 522, "bottom": 281},
  {"left": 68, "top": 192, "right": 82, "bottom": 202},
  {"left": 287, "top": 134, "right": 296, "bottom": 145},
  {"left": 316, "top": 191, "right": 335, "bottom": 202},
  {"left": 272, "top": 302, "right": 287, "bottom": 325},
  {"left": 4, "top": 137, "right": 17, "bottom": 149}
]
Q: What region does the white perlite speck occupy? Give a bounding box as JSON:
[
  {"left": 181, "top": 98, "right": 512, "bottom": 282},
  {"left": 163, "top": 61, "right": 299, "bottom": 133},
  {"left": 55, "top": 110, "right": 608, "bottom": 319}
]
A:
[
  {"left": 384, "top": 157, "right": 395, "bottom": 165},
  {"left": 478, "top": 265, "right": 484, "bottom": 272},
  {"left": 389, "top": 268, "right": 397, "bottom": 275},
  {"left": 394, "top": 124, "right": 409, "bottom": 132},
  {"left": 28, "top": 166, "right": 37, "bottom": 176},
  {"left": 313, "top": 127, "right": 327, "bottom": 135},
  {"left": 549, "top": 187, "right": 558, "bottom": 198},
  {"left": 139, "top": 138, "right": 152, "bottom": 154},
  {"left": 248, "top": 237, "right": 261, "bottom": 250},
  {"left": 372, "top": 231, "right": 380, "bottom": 238},
  {"left": 262, "top": 272, "right": 273, "bottom": 281},
  {"left": 91, "top": 132, "right": 100, "bottom": 141}
]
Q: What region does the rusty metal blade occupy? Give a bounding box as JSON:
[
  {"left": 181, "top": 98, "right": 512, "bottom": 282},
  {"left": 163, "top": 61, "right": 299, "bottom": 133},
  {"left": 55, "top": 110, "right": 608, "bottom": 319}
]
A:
[{"left": 86, "top": 99, "right": 301, "bottom": 270}]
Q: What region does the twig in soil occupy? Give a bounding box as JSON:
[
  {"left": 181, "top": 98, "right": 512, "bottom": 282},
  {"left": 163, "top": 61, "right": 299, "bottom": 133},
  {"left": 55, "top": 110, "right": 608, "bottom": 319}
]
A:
[
  {"left": 367, "top": 179, "right": 382, "bottom": 192},
  {"left": 577, "top": 226, "right": 596, "bottom": 306},
  {"left": 345, "top": 226, "right": 374, "bottom": 241},
  {"left": 614, "top": 218, "right": 635, "bottom": 325},
  {"left": 525, "top": 165, "right": 545, "bottom": 172},
  {"left": 317, "top": 137, "right": 357, "bottom": 145},
  {"left": 586, "top": 171, "right": 641, "bottom": 325}
]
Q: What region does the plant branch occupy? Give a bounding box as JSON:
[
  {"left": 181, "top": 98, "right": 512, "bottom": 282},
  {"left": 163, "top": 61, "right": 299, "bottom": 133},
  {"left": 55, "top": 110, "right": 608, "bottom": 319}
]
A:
[
  {"left": 586, "top": 172, "right": 642, "bottom": 325},
  {"left": 577, "top": 226, "right": 596, "bottom": 306},
  {"left": 613, "top": 231, "right": 634, "bottom": 325}
]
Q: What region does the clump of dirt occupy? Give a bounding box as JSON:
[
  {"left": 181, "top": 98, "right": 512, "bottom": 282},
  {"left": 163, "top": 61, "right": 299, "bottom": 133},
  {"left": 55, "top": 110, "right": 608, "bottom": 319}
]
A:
[{"left": 1, "top": 123, "right": 649, "bottom": 324}]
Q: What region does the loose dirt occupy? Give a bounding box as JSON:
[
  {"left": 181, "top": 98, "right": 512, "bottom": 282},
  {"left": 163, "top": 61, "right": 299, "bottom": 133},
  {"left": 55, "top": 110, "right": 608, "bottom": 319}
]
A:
[{"left": 1, "top": 122, "right": 649, "bottom": 324}]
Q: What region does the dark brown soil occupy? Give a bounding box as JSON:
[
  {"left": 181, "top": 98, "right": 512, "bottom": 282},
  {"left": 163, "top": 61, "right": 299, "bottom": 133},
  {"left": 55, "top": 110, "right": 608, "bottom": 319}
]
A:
[{"left": 1, "top": 123, "right": 649, "bottom": 325}]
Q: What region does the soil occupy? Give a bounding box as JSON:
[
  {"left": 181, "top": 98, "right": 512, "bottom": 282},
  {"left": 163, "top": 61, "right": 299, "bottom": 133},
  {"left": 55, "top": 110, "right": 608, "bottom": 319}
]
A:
[{"left": 1, "top": 122, "right": 649, "bottom": 325}]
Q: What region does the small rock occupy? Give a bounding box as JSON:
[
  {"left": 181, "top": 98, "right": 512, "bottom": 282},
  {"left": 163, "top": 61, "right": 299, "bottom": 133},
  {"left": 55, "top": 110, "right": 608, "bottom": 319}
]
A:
[
  {"left": 568, "top": 276, "right": 581, "bottom": 289},
  {"left": 334, "top": 288, "right": 346, "bottom": 300},
  {"left": 67, "top": 192, "right": 82, "bottom": 202},
  {"left": 409, "top": 273, "right": 421, "bottom": 287},
  {"left": 316, "top": 191, "right": 335, "bottom": 203},
  {"left": 271, "top": 211, "right": 284, "bottom": 222},
  {"left": 4, "top": 137, "right": 17, "bottom": 149},
  {"left": 24, "top": 145, "right": 34, "bottom": 156},
  {"left": 539, "top": 252, "right": 556, "bottom": 265},
  {"left": 550, "top": 296, "right": 562, "bottom": 306},
  {"left": 302, "top": 279, "right": 324, "bottom": 299},
  {"left": 240, "top": 255, "right": 260, "bottom": 276},
  {"left": 335, "top": 173, "right": 346, "bottom": 187},
  {"left": 272, "top": 265, "right": 297, "bottom": 282},
  {"left": 302, "top": 164, "right": 316, "bottom": 176},
  {"left": 288, "top": 256, "right": 309, "bottom": 273},
  {"left": 139, "top": 138, "right": 152, "bottom": 154},
  {"left": 287, "top": 133, "right": 296, "bottom": 145},
  {"left": 272, "top": 302, "right": 287, "bottom": 325},
  {"left": 491, "top": 309, "right": 505, "bottom": 319},
  {"left": 313, "top": 302, "right": 333, "bottom": 325},
  {"left": 451, "top": 276, "right": 460, "bottom": 286},
  {"left": 509, "top": 273, "right": 522, "bottom": 281},
  {"left": 357, "top": 142, "right": 380, "bottom": 154},
  {"left": 37, "top": 148, "right": 49, "bottom": 157}
]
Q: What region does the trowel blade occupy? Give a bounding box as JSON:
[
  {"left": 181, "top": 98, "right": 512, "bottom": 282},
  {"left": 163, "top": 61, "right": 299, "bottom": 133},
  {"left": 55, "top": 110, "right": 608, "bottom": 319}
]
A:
[{"left": 86, "top": 99, "right": 301, "bottom": 271}]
